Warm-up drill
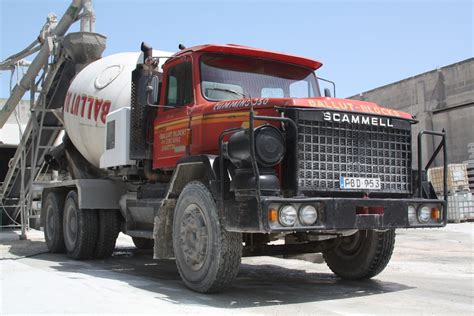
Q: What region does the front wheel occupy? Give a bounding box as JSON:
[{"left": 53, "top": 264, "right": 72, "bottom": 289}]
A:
[
  {"left": 172, "top": 181, "right": 242, "bottom": 293},
  {"left": 323, "top": 229, "right": 395, "bottom": 280}
]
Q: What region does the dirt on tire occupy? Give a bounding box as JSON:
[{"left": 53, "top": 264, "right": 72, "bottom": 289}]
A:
[
  {"left": 63, "top": 190, "right": 99, "bottom": 260},
  {"left": 43, "top": 191, "right": 66, "bottom": 253},
  {"left": 172, "top": 181, "right": 242, "bottom": 293},
  {"left": 93, "top": 210, "right": 120, "bottom": 259}
]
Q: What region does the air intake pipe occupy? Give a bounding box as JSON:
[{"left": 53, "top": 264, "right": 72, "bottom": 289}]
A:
[
  {"left": 223, "top": 125, "right": 285, "bottom": 199},
  {"left": 225, "top": 125, "right": 285, "bottom": 168}
]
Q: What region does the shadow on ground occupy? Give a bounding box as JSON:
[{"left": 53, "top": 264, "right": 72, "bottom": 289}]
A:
[
  {"left": 28, "top": 245, "right": 412, "bottom": 309},
  {"left": 0, "top": 230, "right": 48, "bottom": 260}
]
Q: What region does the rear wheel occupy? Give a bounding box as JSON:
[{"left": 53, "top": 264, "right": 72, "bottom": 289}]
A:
[
  {"left": 93, "top": 210, "right": 120, "bottom": 259},
  {"left": 63, "top": 191, "right": 98, "bottom": 260},
  {"left": 172, "top": 181, "right": 242, "bottom": 293},
  {"left": 132, "top": 237, "right": 154, "bottom": 250},
  {"left": 323, "top": 229, "right": 395, "bottom": 280},
  {"left": 43, "top": 192, "right": 66, "bottom": 253}
]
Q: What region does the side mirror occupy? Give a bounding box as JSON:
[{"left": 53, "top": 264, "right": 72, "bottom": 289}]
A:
[
  {"left": 145, "top": 79, "right": 175, "bottom": 109},
  {"left": 324, "top": 88, "right": 332, "bottom": 98},
  {"left": 140, "top": 75, "right": 159, "bottom": 106}
]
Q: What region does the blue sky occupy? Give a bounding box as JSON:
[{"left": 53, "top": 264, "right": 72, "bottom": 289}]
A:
[{"left": 0, "top": 0, "right": 472, "bottom": 99}]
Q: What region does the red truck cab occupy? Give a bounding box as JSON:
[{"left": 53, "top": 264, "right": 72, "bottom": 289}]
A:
[{"left": 153, "top": 44, "right": 412, "bottom": 170}]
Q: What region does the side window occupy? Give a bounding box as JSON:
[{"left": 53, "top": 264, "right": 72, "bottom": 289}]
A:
[
  {"left": 167, "top": 76, "right": 178, "bottom": 105},
  {"left": 165, "top": 61, "right": 193, "bottom": 107}
]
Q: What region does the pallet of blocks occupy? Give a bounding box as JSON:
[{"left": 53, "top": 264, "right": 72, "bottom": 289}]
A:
[
  {"left": 429, "top": 163, "right": 473, "bottom": 223},
  {"left": 465, "top": 142, "right": 474, "bottom": 192},
  {"left": 428, "top": 163, "right": 470, "bottom": 195}
]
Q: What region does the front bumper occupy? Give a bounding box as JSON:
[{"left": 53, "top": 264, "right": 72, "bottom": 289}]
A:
[{"left": 262, "top": 197, "right": 446, "bottom": 233}]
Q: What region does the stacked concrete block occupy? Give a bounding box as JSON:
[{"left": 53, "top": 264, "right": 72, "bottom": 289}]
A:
[
  {"left": 428, "top": 163, "right": 470, "bottom": 194},
  {"left": 465, "top": 143, "right": 474, "bottom": 191}
]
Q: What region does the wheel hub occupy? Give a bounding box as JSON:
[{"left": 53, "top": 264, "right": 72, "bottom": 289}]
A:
[
  {"left": 178, "top": 203, "right": 209, "bottom": 271},
  {"left": 338, "top": 231, "right": 364, "bottom": 256},
  {"left": 64, "top": 203, "right": 78, "bottom": 249},
  {"left": 46, "top": 205, "right": 55, "bottom": 236}
]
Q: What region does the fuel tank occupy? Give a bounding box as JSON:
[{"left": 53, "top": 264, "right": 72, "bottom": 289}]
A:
[{"left": 63, "top": 50, "right": 172, "bottom": 167}]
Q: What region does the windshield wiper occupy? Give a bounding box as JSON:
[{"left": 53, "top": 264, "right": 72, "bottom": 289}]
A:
[{"left": 207, "top": 87, "right": 247, "bottom": 99}]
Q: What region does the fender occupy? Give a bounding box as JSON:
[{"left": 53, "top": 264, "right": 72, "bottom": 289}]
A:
[
  {"left": 42, "top": 179, "right": 127, "bottom": 209},
  {"left": 40, "top": 179, "right": 126, "bottom": 226},
  {"left": 166, "top": 155, "right": 220, "bottom": 199}
]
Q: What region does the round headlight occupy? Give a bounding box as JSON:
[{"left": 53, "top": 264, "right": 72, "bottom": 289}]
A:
[
  {"left": 279, "top": 205, "right": 297, "bottom": 227},
  {"left": 418, "top": 205, "right": 431, "bottom": 223},
  {"left": 299, "top": 205, "right": 318, "bottom": 226},
  {"left": 408, "top": 205, "right": 417, "bottom": 224},
  {"left": 254, "top": 125, "right": 285, "bottom": 167}
]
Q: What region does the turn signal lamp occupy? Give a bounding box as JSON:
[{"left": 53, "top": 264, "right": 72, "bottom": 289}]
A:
[
  {"left": 268, "top": 208, "right": 278, "bottom": 222},
  {"left": 431, "top": 207, "right": 441, "bottom": 220}
]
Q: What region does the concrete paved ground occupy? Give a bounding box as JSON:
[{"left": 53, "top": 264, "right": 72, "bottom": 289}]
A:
[{"left": 1, "top": 224, "right": 473, "bottom": 315}]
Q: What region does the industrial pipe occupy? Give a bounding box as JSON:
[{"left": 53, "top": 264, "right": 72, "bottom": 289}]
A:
[{"left": 0, "top": 0, "right": 91, "bottom": 128}]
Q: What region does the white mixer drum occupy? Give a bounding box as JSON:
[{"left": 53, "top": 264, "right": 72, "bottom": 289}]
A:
[{"left": 63, "top": 51, "right": 171, "bottom": 167}]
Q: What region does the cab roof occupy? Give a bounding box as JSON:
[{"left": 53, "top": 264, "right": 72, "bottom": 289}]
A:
[{"left": 173, "top": 44, "right": 323, "bottom": 70}]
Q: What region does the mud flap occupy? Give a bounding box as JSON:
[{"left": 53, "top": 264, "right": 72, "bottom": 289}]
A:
[{"left": 153, "top": 199, "right": 176, "bottom": 259}]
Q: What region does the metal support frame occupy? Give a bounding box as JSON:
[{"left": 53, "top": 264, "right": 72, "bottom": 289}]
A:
[
  {"left": 316, "top": 76, "right": 337, "bottom": 98},
  {"left": 243, "top": 238, "right": 340, "bottom": 257},
  {"left": 3, "top": 54, "right": 65, "bottom": 227},
  {"left": 417, "top": 129, "right": 448, "bottom": 221},
  {"left": 0, "top": 0, "right": 95, "bottom": 238}
]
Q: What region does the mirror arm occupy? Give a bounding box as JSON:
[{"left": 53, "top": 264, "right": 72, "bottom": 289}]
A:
[{"left": 316, "top": 76, "right": 336, "bottom": 98}]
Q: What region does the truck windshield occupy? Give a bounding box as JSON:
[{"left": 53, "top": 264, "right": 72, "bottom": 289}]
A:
[{"left": 200, "top": 54, "right": 320, "bottom": 101}]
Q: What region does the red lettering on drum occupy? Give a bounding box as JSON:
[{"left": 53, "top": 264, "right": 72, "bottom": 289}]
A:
[{"left": 65, "top": 91, "right": 112, "bottom": 124}]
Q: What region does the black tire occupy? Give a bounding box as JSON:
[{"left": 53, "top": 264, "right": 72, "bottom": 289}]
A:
[
  {"left": 63, "top": 190, "right": 98, "bottom": 260},
  {"left": 43, "top": 192, "right": 66, "bottom": 253},
  {"left": 172, "top": 181, "right": 242, "bottom": 293},
  {"left": 93, "top": 210, "right": 120, "bottom": 259},
  {"left": 323, "top": 229, "right": 396, "bottom": 280},
  {"left": 132, "top": 237, "right": 154, "bottom": 250}
]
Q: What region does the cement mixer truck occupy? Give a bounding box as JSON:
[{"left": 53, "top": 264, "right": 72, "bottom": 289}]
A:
[
  {"left": 37, "top": 40, "right": 449, "bottom": 293},
  {"left": 0, "top": 0, "right": 447, "bottom": 294}
]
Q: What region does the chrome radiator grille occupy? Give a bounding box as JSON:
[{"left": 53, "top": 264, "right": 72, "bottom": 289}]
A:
[{"left": 297, "top": 117, "right": 412, "bottom": 193}]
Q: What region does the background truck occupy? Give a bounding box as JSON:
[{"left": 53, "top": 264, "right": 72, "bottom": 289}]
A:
[{"left": 0, "top": 0, "right": 448, "bottom": 293}]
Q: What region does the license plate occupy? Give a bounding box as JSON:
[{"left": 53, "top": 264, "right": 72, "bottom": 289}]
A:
[{"left": 340, "top": 177, "right": 381, "bottom": 190}]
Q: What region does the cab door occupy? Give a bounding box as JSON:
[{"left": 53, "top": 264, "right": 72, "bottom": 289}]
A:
[{"left": 153, "top": 56, "right": 194, "bottom": 169}]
